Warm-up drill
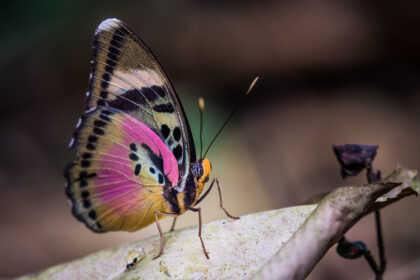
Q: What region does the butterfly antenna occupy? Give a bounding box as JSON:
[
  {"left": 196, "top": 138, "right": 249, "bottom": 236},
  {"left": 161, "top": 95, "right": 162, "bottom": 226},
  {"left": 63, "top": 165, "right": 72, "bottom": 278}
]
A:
[
  {"left": 203, "top": 76, "right": 259, "bottom": 158},
  {"left": 198, "top": 97, "right": 205, "bottom": 159}
]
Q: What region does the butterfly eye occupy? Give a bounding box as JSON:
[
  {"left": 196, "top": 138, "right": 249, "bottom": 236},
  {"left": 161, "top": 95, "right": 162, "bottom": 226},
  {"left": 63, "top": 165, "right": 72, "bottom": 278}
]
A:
[{"left": 191, "top": 162, "right": 204, "bottom": 177}]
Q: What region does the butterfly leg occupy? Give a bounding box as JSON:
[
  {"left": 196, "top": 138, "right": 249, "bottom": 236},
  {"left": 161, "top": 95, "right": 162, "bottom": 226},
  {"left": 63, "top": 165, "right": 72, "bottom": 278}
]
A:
[
  {"left": 154, "top": 210, "right": 178, "bottom": 260},
  {"left": 169, "top": 217, "right": 177, "bottom": 232},
  {"left": 212, "top": 178, "right": 240, "bottom": 219},
  {"left": 194, "top": 178, "right": 240, "bottom": 220},
  {"left": 189, "top": 206, "right": 210, "bottom": 259}
]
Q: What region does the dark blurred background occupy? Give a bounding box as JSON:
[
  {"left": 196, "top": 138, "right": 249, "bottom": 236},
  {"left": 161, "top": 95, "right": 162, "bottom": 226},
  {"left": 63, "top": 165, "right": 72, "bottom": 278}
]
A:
[{"left": 1, "top": 0, "right": 420, "bottom": 279}]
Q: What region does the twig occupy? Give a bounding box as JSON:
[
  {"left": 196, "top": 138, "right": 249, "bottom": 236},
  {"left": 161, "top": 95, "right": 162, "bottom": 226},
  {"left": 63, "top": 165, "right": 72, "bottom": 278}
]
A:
[
  {"left": 367, "top": 164, "right": 386, "bottom": 280},
  {"left": 333, "top": 144, "right": 387, "bottom": 279},
  {"left": 374, "top": 210, "right": 386, "bottom": 279}
]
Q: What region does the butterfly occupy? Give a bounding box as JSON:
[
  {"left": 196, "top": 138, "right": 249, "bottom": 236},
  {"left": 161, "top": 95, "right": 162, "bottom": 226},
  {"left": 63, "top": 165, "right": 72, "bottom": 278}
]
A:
[{"left": 64, "top": 18, "right": 244, "bottom": 259}]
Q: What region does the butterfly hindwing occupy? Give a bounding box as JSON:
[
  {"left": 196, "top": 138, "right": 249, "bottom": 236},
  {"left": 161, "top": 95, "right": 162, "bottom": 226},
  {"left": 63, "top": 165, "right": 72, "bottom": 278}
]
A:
[
  {"left": 84, "top": 18, "right": 195, "bottom": 190},
  {"left": 65, "top": 107, "right": 179, "bottom": 232}
]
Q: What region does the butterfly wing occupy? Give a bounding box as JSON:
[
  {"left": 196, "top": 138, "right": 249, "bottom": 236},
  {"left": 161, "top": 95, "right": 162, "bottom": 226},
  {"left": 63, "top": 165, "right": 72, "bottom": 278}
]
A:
[
  {"left": 65, "top": 18, "right": 197, "bottom": 232},
  {"left": 84, "top": 18, "right": 195, "bottom": 189},
  {"left": 65, "top": 107, "right": 179, "bottom": 232}
]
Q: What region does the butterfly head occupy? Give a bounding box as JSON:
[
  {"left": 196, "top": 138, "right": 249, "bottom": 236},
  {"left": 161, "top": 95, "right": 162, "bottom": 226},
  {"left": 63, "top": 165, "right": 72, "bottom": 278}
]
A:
[{"left": 191, "top": 159, "right": 211, "bottom": 191}]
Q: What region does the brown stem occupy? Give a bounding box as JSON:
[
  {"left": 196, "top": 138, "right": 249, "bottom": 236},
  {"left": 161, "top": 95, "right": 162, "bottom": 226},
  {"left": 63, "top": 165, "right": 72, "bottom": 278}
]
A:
[{"left": 375, "top": 210, "right": 386, "bottom": 279}]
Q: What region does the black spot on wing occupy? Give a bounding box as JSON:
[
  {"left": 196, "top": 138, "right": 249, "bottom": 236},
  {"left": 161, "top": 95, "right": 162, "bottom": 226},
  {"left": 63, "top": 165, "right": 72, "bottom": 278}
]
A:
[
  {"left": 143, "top": 86, "right": 166, "bottom": 100},
  {"left": 93, "top": 35, "right": 99, "bottom": 58},
  {"left": 173, "top": 145, "right": 182, "bottom": 161},
  {"left": 82, "top": 153, "right": 92, "bottom": 159},
  {"left": 86, "top": 143, "right": 96, "bottom": 151},
  {"left": 158, "top": 173, "right": 164, "bottom": 184},
  {"left": 80, "top": 180, "right": 88, "bottom": 187},
  {"left": 94, "top": 120, "right": 106, "bottom": 127},
  {"left": 81, "top": 191, "right": 89, "bottom": 198},
  {"left": 153, "top": 104, "right": 174, "bottom": 113},
  {"left": 76, "top": 171, "right": 96, "bottom": 188},
  {"left": 83, "top": 200, "right": 91, "bottom": 208},
  {"left": 102, "top": 73, "right": 110, "bottom": 82},
  {"left": 141, "top": 143, "right": 163, "bottom": 172},
  {"left": 134, "top": 164, "right": 142, "bottom": 176},
  {"left": 112, "top": 30, "right": 124, "bottom": 41},
  {"left": 88, "top": 210, "right": 97, "bottom": 219},
  {"left": 88, "top": 135, "right": 98, "bottom": 143},
  {"left": 100, "top": 90, "right": 108, "bottom": 99},
  {"left": 114, "top": 26, "right": 130, "bottom": 37},
  {"left": 160, "top": 124, "right": 170, "bottom": 140},
  {"left": 108, "top": 89, "right": 146, "bottom": 111},
  {"left": 153, "top": 86, "right": 166, "bottom": 98},
  {"left": 129, "top": 153, "right": 139, "bottom": 161},
  {"left": 108, "top": 46, "right": 120, "bottom": 56},
  {"left": 101, "top": 110, "right": 113, "bottom": 115},
  {"left": 93, "top": 127, "right": 105, "bottom": 135},
  {"left": 130, "top": 143, "right": 137, "bottom": 152},
  {"left": 110, "top": 37, "right": 122, "bottom": 49},
  {"left": 173, "top": 127, "right": 181, "bottom": 142},
  {"left": 142, "top": 87, "right": 158, "bottom": 102},
  {"left": 101, "top": 80, "right": 109, "bottom": 90},
  {"left": 99, "top": 112, "right": 111, "bottom": 121},
  {"left": 107, "top": 52, "right": 117, "bottom": 61},
  {"left": 105, "top": 65, "right": 114, "bottom": 74},
  {"left": 106, "top": 59, "right": 116, "bottom": 67}
]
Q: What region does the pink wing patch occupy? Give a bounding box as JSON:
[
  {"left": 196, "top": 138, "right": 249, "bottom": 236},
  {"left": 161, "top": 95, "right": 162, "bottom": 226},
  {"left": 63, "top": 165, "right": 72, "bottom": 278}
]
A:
[
  {"left": 98, "top": 110, "right": 178, "bottom": 187},
  {"left": 124, "top": 112, "right": 178, "bottom": 185}
]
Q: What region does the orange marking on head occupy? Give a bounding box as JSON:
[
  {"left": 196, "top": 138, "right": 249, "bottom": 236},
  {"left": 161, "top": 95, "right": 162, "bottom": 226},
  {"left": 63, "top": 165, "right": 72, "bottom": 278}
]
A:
[{"left": 197, "top": 158, "right": 211, "bottom": 197}]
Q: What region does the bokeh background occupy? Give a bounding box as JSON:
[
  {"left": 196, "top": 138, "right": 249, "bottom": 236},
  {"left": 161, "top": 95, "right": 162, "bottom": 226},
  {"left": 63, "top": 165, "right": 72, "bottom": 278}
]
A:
[{"left": 1, "top": 0, "right": 420, "bottom": 279}]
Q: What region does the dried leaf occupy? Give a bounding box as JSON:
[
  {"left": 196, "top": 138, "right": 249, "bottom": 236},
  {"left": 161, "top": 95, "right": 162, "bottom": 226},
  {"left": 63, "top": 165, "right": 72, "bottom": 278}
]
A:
[{"left": 374, "top": 164, "right": 419, "bottom": 204}]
